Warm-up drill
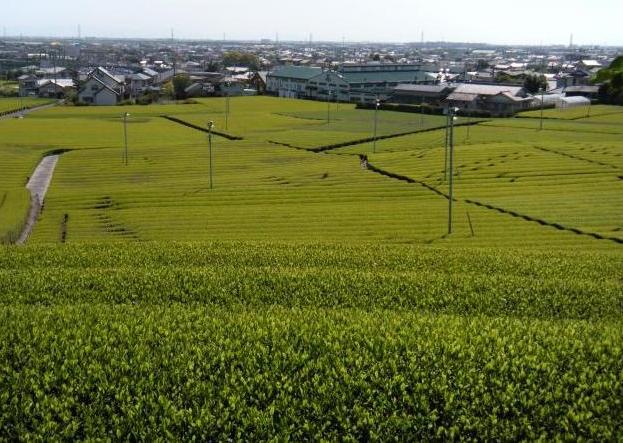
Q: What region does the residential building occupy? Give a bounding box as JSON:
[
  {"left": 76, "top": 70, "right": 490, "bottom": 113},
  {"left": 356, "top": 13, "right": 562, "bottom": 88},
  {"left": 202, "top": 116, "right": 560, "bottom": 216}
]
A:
[
  {"left": 38, "top": 79, "right": 75, "bottom": 98},
  {"left": 18, "top": 74, "right": 39, "bottom": 96},
  {"left": 77, "top": 67, "right": 125, "bottom": 105},
  {"left": 563, "top": 85, "right": 599, "bottom": 100},
  {"left": 390, "top": 84, "right": 454, "bottom": 106},
  {"left": 249, "top": 71, "right": 268, "bottom": 94},
  {"left": 445, "top": 84, "right": 533, "bottom": 116},
  {"left": 128, "top": 73, "right": 153, "bottom": 97}
]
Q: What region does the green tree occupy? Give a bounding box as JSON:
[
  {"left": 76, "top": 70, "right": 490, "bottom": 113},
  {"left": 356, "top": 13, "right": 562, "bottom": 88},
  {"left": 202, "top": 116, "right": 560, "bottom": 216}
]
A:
[
  {"left": 161, "top": 80, "right": 174, "bottom": 99},
  {"left": 523, "top": 74, "right": 548, "bottom": 94},
  {"left": 476, "top": 59, "right": 490, "bottom": 71},
  {"left": 595, "top": 56, "right": 623, "bottom": 105},
  {"left": 222, "top": 52, "right": 260, "bottom": 71},
  {"left": 206, "top": 61, "right": 221, "bottom": 72},
  {"left": 594, "top": 56, "right": 623, "bottom": 83},
  {"left": 171, "top": 75, "right": 191, "bottom": 100}
]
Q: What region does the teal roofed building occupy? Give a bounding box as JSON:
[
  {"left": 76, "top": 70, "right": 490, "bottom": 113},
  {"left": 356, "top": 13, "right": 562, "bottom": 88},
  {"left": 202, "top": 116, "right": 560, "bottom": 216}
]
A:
[{"left": 266, "top": 63, "right": 438, "bottom": 103}]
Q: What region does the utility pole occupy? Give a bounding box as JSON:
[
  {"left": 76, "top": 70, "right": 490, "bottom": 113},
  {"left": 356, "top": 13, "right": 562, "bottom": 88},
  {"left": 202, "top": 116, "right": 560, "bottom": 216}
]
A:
[
  {"left": 123, "top": 112, "right": 130, "bottom": 165},
  {"left": 226, "top": 94, "right": 230, "bottom": 130},
  {"left": 327, "top": 90, "right": 331, "bottom": 124},
  {"left": 448, "top": 107, "right": 458, "bottom": 235},
  {"left": 207, "top": 121, "right": 214, "bottom": 189},
  {"left": 373, "top": 97, "right": 380, "bottom": 153},
  {"left": 444, "top": 111, "right": 450, "bottom": 180},
  {"left": 53, "top": 47, "right": 57, "bottom": 89},
  {"left": 325, "top": 74, "right": 331, "bottom": 125},
  {"left": 224, "top": 85, "right": 230, "bottom": 130},
  {"left": 539, "top": 87, "right": 545, "bottom": 131}
]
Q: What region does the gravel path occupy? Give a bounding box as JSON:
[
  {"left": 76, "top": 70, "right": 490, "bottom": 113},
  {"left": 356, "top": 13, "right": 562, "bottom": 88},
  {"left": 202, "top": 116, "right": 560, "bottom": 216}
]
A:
[
  {"left": 16, "top": 155, "right": 60, "bottom": 245},
  {"left": 0, "top": 101, "right": 61, "bottom": 120}
]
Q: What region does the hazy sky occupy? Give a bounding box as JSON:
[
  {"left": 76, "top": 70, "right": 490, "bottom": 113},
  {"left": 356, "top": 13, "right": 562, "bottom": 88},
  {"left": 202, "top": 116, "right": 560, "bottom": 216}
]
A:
[{"left": 3, "top": 0, "right": 623, "bottom": 46}]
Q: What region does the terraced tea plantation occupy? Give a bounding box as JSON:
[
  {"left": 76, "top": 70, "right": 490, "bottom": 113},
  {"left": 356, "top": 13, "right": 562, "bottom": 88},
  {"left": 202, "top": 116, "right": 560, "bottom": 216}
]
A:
[
  {"left": 1, "top": 243, "right": 622, "bottom": 439},
  {"left": 0, "top": 97, "right": 621, "bottom": 439},
  {"left": 0, "top": 96, "right": 618, "bottom": 248}
]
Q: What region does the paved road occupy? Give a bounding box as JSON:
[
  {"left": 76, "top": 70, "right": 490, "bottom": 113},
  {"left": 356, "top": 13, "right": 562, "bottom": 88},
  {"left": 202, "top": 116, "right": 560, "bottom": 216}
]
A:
[{"left": 16, "top": 155, "right": 60, "bottom": 245}]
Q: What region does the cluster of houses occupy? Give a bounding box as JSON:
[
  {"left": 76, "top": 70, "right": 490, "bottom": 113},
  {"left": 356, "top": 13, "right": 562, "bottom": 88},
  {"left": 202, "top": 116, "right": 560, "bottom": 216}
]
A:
[
  {"left": 18, "top": 67, "right": 75, "bottom": 98},
  {"left": 16, "top": 64, "right": 258, "bottom": 105},
  {"left": 15, "top": 56, "right": 604, "bottom": 115},
  {"left": 264, "top": 63, "right": 598, "bottom": 117}
]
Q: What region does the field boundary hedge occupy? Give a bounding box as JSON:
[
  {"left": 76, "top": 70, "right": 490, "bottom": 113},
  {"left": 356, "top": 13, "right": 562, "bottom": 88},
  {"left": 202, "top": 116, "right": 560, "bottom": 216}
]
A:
[
  {"left": 161, "top": 115, "right": 244, "bottom": 140},
  {"left": 269, "top": 121, "right": 487, "bottom": 154},
  {"left": 267, "top": 140, "right": 307, "bottom": 151},
  {"left": 367, "top": 162, "right": 623, "bottom": 245},
  {"left": 465, "top": 198, "right": 623, "bottom": 245},
  {"left": 516, "top": 108, "right": 623, "bottom": 121},
  {"left": 534, "top": 146, "right": 621, "bottom": 170}
]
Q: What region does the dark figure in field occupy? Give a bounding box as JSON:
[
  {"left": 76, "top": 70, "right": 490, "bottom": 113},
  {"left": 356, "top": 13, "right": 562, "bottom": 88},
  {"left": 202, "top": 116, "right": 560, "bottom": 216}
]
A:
[{"left": 359, "top": 154, "right": 369, "bottom": 170}]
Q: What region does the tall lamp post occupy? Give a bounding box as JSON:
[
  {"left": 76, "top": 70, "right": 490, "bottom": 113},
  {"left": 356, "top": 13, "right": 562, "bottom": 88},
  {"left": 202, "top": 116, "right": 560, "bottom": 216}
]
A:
[
  {"left": 448, "top": 107, "right": 458, "bottom": 235},
  {"left": 207, "top": 121, "right": 214, "bottom": 189},
  {"left": 444, "top": 110, "right": 450, "bottom": 181},
  {"left": 224, "top": 80, "right": 232, "bottom": 131},
  {"left": 123, "top": 112, "right": 130, "bottom": 166},
  {"left": 326, "top": 74, "right": 331, "bottom": 125},
  {"left": 373, "top": 97, "right": 380, "bottom": 153},
  {"left": 539, "top": 87, "right": 545, "bottom": 131}
]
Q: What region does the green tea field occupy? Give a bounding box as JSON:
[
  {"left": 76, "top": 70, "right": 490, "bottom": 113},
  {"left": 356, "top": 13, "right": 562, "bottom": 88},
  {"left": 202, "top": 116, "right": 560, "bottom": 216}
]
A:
[
  {"left": 0, "top": 97, "right": 620, "bottom": 248},
  {"left": 0, "top": 97, "right": 621, "bottom": 439}
]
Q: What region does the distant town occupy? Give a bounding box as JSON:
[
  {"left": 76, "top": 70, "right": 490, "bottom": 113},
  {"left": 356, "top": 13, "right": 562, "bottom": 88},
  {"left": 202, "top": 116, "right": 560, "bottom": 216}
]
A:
[{"left": 1, "top": 37, "right": 621, "bottom": 116}]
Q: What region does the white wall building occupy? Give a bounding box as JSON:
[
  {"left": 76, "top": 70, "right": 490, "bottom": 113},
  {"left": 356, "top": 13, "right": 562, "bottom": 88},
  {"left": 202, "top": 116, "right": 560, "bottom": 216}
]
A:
[{"left": 78, "top": 67, "right": 125, "bottom": 105}]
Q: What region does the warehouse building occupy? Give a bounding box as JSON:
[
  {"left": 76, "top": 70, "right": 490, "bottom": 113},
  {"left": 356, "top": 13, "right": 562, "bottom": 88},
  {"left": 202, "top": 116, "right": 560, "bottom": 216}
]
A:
[{"left": 266, "top": 64, "right": 437, "bottom": 103}]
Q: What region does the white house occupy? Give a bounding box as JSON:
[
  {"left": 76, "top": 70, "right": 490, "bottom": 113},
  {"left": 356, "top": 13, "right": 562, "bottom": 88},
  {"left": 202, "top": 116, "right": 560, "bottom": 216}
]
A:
[
  {"left": 128, "top": 73, "right": 153, "bottom": 97},
  {"left": 78, "top": 67, "right": 125, "bottom": 105}
]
